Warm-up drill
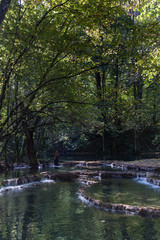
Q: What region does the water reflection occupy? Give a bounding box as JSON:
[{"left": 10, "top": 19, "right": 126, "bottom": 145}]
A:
[
  {"left": 85, "top": 178, "right": 160, "bottom": 208},
  {"left": 0, "top": 181, "right": 160, "bottom": 239}
]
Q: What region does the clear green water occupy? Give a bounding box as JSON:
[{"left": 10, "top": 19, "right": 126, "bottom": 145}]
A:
[
  {"left": 1, "top": 167, "right": 160, "bottom": 240},
  {"left": 0, "top": 180, "right": 160, "bottom": 240},
  {"left": 85, "top": 178, "right": 160, "bottom": 208}
]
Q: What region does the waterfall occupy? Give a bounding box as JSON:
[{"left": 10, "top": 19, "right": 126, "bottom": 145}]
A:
[
  {"left": 1, "top": 175, "right": 49, "bottom": 187},
  {"left": 2, "top": 178, "right": 18, "bottom": 187},
  {"left": 134, "top": 177, "right": 160, "bottom": 190},
  {"left": 0, "top": 175, "right": 55, "bottom": 194},
  {"left": 98, "top": 172, "right": 102, "bottom": 181}
]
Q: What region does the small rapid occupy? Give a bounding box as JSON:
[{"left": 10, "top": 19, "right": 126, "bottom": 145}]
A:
[
  {"left": 0, "top": 175, "right": 55, "bottom": 194},
  {"left": 134, "top": 177, "right": 160, "bottom": 190}
]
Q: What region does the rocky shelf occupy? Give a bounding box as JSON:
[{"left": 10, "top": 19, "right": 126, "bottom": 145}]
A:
[
  {"left": 78, "top": 188, "right": 160, "bottom": 218},
  {"left": 0, "top": 169, "right": 157, "bottom": 188},
  {"left": 111, "top": 159, "right": 160, "bottom": 172}
]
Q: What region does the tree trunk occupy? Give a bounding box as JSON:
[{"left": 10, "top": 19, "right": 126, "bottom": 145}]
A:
[
  {"left": 15, "top": 136, "right": 20, "bottom": 163},
  {"left": 133, "top": 71, "right": 143, "bottom": 159},
  {"left": 95, "top": 71, "right": 102, "bottom": 101},
  {"left": 36, "top": 126, "right": 46, "bottom": 158},
  {"left": 114, "top": 57, "right": 121, "bottom": 128},
  {"left": 95, "top": 69, "right": 107, "bottom": 158},
  {"left": 26, "top": 129, "right": 39, "bottom": 168},
  {"left": 20, "top": 103, "right": 39, "bottom": 168}
]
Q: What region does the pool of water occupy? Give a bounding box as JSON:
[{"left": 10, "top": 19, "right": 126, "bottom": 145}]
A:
[
  {"left": 1, "top": 164, "right": 160, "bottom": 240},
  {"left": 85, "top": 178, "right": 160, "bottom": 208},
  {"left": 0, "top": 164, "right": 70, "bottom": 183},
  {"left": 0, "top": 181, "right": 160, "bottom": 240}
]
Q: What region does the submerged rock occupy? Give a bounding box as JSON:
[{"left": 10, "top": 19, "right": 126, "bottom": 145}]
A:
[{"left": 78, "top": 188, "right": 160, "bottom": 217}]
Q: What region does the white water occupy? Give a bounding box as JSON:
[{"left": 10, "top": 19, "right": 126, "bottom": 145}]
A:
[
  {"left": 0, "top": 182, "right": 38, "bottom": 195},
  {"left": 41, "top": 179, "right": 55, "bottom": 183},
  {"left": 77, "top": 192, "right": 94, "bottom": 206},
  {"left": 0, "top": 179, "right": 55, "bottom": 195},
  {"left": 77, "top": 163, "right": 86, "bottom": 167},
  {"left": 48, "top": 164, "right": 62, "bottom": 168},
  {"left": 134, "top": 177, "right": 160, "bottom": 191},
  {"left": 13, "top": 164, "right": 31, "bottom": 170},
  {"left": 110, "top": 163, "right": 127, "bottom": 170},
  {"left": 102, "top": 163, "right": 112, "bottom": 167},
  {"left": 93, "top": 172, "right": 102, "bottom": 181}
]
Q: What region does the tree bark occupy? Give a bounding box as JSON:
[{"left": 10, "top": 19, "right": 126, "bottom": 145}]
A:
[
  {"left": 114, "top": 57, "right": 121, "bottom": 128},
  {"left": 20, "top": 103, "right": 39, "bottom": 168},
  {"left": 95, "top": 71, "right": 102, "bottom": 100},
  {"left": 25, "top": 129, "right": 39, "bottom": 168}
]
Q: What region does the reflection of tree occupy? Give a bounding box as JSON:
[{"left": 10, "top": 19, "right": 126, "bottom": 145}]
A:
[
  {"left": 140, "top": 219, "right": 157, "bottom": 240},
  {"left": 1, "top": 182, "right": 160, "bottom": 239},
  {"left": 0, "top": 192, "right": 27, "bottom": 239},
  {"left": 154, "top": 219, "right": 160, "bottom": 240},
  {"left": 127, "top": 217, "right": 158, "bottom": 240},
  {"left": 0, "top": 197, "right": 12, "bottom": 240},
  {"left": 21, "top": 193, "right": 36, "bottom": 240},
  {"left": 31, "top": 182, "right": 73, "bottom": 238}
]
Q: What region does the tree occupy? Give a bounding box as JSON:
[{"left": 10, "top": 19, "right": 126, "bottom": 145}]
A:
[
  {"left": 0, "top": 0, "right": 159, "bottom": 166},
  {"left": 0, "top": 0, "right": 127, "bottom": 165},
  {"left": 0, "top": 0, "right": 12, "bottom": 25}
]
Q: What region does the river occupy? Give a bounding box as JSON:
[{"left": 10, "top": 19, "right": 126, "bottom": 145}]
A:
[{"left": 0, "top": 164, "right": 160, "bottom": 240}]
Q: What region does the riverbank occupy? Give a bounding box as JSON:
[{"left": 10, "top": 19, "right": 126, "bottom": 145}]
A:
[{"left": 111, "top": 159, "right": 160, "bottom": 171}]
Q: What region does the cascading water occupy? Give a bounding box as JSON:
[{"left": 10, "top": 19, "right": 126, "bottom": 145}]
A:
[
  {"left": 0, "top": 174, "right": 56, "bottom": 195},
  {"left": 1, "top": 162, "right": 160, "bottom": 239}
]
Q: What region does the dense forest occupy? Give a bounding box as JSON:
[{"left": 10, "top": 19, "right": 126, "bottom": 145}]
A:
[{"left": 0, "top": 0, "right": 159, "bottom": 167}]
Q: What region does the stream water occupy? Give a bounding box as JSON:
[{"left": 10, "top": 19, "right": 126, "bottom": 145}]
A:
[
  {"left": 1, "top": 166, "right": 160, "bottom": 239},
  {"left": 85, "top": 178, "right": 160, "bottom": 208}
]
